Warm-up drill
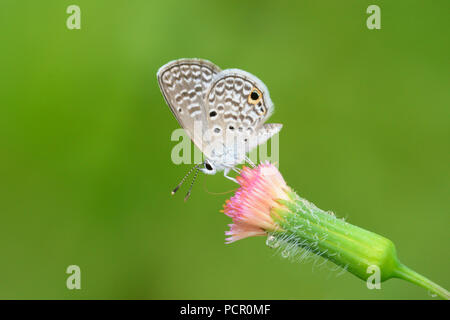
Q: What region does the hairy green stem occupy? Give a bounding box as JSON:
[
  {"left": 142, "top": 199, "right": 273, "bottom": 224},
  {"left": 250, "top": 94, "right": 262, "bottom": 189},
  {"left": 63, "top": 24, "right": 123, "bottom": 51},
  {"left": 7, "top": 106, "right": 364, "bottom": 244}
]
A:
[
  {"left": 270, "top": 190, "right": 449, "bottom": 299},
  {"left": 393, "top": 264, "right": 450, "bottom": 300}
]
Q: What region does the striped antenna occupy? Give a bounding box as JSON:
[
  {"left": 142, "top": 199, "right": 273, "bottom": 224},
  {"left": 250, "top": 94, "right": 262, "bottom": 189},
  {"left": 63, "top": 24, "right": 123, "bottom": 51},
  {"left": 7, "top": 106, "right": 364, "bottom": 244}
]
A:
[
  {"left": 171, "top": 163, "right": 202, "bottom": 195},
  {"left": 184, "top": 166, "right": 201, "bottom": 202}
]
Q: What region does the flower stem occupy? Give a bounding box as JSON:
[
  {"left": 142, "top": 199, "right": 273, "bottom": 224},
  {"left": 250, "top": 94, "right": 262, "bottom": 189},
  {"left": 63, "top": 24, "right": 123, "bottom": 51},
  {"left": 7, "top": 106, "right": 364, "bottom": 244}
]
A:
[
  {"left": 223, "top": 163, "right": 449, "bottom": 299},
  {"left": 273, "top": 192, "right": 450, "bottom": 299},
  {"left": 393, "top": 263, "right": 450, "bottom": 300}
]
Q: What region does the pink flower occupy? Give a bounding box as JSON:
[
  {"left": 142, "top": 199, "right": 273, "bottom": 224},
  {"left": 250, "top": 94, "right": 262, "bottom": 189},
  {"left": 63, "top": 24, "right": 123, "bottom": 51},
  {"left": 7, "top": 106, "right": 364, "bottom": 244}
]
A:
[{"left": 223, "top": 162, "right": 291, "bottom": 243}]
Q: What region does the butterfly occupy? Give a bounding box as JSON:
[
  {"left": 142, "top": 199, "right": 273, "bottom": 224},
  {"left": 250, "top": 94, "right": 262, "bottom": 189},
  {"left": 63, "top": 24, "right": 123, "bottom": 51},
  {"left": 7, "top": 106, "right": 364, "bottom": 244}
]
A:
[{"left": 157, "top": 58, "right": 282, "bottom": 200}]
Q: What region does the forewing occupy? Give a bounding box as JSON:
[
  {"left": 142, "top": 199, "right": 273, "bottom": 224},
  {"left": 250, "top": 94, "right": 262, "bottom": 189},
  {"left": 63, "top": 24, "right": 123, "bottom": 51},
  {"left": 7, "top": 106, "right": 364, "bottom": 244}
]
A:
[{"left": 157, "top": 58, "right": 222, "bottom": 148}]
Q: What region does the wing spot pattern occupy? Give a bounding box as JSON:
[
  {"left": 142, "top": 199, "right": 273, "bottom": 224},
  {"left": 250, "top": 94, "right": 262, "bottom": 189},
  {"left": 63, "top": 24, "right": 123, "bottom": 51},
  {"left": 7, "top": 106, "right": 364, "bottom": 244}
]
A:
[
  {"left": 201, "top": 67, "right": 213, "bottom": 82},
  {"left": 224, "top": 112, "right": 238, "bottom": 122}
]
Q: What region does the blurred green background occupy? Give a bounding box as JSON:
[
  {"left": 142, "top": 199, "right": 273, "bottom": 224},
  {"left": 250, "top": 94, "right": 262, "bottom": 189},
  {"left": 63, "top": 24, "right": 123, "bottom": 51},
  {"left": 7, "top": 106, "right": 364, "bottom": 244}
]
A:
[{"left": 0, "top": 0, "right": 448, "bottom": 299}]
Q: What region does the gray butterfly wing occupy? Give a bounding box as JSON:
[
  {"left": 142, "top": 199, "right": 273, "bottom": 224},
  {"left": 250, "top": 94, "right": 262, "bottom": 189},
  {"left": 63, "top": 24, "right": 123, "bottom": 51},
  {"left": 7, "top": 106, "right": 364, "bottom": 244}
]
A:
[
  {"left": 157, "top": 58, "right": 222, "bottom": 149},
  {"left": 202, "top": 69, "right": 282, "bottom": 164}
]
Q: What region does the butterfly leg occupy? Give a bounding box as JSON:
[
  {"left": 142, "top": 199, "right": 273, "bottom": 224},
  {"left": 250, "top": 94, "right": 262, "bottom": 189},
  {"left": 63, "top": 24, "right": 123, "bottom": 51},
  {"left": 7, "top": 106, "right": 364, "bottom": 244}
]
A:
[
  {"left": 245, "top": 156, "right": 256, "bottom": 168},
  {"left": 224, "top": 167, "right": 238, "bottom": 184}
]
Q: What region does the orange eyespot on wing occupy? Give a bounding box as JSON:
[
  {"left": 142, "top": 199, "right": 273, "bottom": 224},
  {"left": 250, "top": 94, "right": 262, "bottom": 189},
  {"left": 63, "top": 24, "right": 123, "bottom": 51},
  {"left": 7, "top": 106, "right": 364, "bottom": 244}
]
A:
[{"left": 248, "top": 87, "right": 262, "bottom": 105}]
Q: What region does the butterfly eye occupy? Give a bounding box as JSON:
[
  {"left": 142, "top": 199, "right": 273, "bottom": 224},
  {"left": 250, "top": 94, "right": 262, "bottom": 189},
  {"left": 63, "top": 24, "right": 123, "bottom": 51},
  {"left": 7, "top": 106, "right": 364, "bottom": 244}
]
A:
[
  {"left": 205, "top": 162, "right": 213, "bottom": 171},
  {"left": 248, "top": 88, "right": 262, "bottom": 105}
]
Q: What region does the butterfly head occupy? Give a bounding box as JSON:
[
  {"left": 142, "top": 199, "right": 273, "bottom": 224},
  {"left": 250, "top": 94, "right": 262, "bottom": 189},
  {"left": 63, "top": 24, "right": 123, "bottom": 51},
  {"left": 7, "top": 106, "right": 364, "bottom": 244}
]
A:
[{"left": 200, "top": 159, "right": 217, "bottom": 175}]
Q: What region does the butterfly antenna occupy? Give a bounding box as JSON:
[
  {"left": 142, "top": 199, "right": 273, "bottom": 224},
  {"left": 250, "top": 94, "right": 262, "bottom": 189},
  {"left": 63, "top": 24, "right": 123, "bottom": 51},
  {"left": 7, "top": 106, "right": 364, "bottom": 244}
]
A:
[
  {"left": 171, "top": 163, "right": 202, "bottom": 195},
  {"left": 184, "top": 166, "right": 201, "bottom": 202}
]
